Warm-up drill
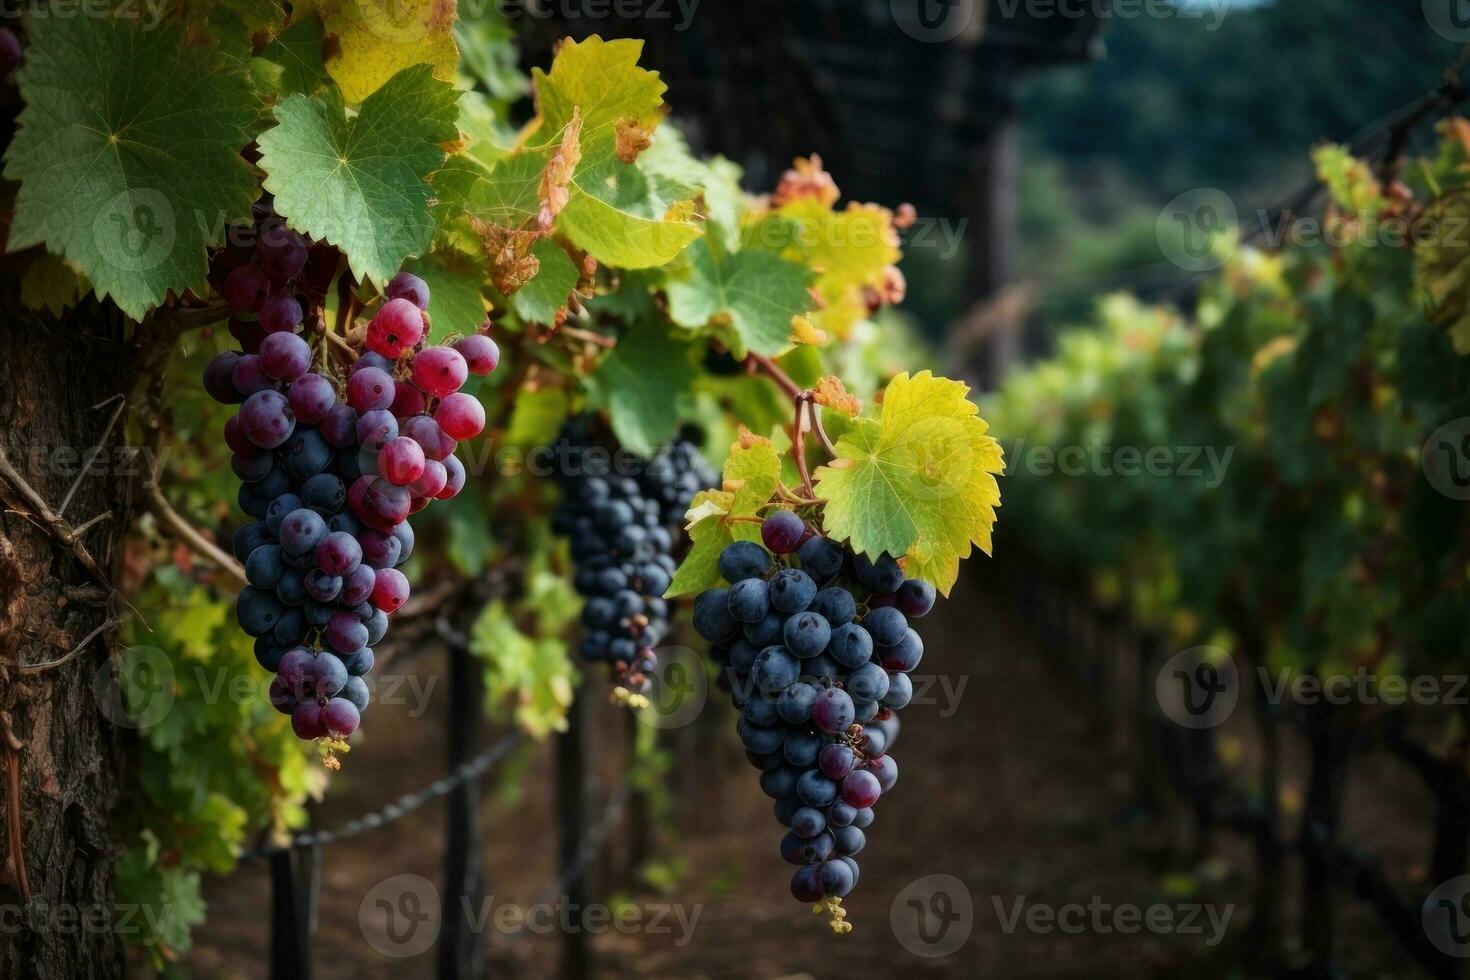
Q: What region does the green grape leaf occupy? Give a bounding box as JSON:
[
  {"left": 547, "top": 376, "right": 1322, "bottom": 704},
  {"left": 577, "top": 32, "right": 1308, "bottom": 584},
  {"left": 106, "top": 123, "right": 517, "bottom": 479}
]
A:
[
  {"left": 407, "top": 251, "right": 488, "bottom": 342},
  {"left": 260, "top": 16, "right": 329, "bottom": 96},
  {"left": 556, "top": 155, "right": 703, "bottom": 269},
  {"left": 454, "top": 12, "right": 528, "bottom": 102},
  {"left": 20, "top": 252, "right": 85, "bottom": 317},
  {"left": 505, "top": 386, "right": 571, "bottom": 451},
  {"left": 4, "top": 16, "right": 258, "bottom": 320},
  {"left": 667, "top": 436, "right": 781, "bottom": 597},
  {"left": 665, "top": 239, "right": 813, "bottom": 356},
  {"left": 509, "top": 239, "right": 580, "bottom": 324},
  {"left": 321, "top": 0, "right": 459, "bottom": 104},
  {"left": 258, "top": 65, "right": 459, "bottom": 287},
  {"left": 814, "top": 371, "right": 1004, "bottom": 595},
  {"left": 641, "top": 126, "right": 744, "bottom": 250},
  {"left": 587, "top": 321, "right": 698, "bottom": 454}
]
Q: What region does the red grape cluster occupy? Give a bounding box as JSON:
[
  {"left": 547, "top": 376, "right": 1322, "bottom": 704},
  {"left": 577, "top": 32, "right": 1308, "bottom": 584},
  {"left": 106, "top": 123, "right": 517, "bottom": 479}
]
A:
[{"left": 203, "top": 222, "right": 499, "bottom": 765}]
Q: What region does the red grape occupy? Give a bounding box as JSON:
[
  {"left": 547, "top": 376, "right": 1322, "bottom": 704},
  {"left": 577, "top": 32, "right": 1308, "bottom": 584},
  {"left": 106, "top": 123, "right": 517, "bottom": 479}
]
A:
[
  {"left": 435, "top": 392, "right": 484, "bottom": 440},
  {"left": 365, "top": 298, "right": 424, "bottom": 358}
]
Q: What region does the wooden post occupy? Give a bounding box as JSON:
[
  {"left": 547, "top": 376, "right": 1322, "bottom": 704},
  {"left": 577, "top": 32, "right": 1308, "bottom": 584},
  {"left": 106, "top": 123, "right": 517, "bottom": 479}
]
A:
[
  {"left": 556, "top": 690, "right": 590, "bottom": 980},
  {"left": 439, "top": 639, "right": 483, "bottom": 980},
  {"left": 270, "top": 847, "right": 313, "bottom": 980},
  {"left": 964, "top": 118, "right": 1021, "bottom": 388}
]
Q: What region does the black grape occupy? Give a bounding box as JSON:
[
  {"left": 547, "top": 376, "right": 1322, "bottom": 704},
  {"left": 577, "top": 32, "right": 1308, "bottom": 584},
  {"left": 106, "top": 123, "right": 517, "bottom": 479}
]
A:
[{"left": 689, "top": 510, "right": 938, "bottom": 932}]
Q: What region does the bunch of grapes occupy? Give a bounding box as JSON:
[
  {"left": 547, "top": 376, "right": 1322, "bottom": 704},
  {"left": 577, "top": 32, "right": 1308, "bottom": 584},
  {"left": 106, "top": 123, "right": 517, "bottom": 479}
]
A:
[
  {"left": 691, "top": 510, "right": 935, "bottom": 930},
  {"left": 551, "top": 427, "right": 715, "bottom": 704},
  {"left": 203, "top": 231, "right": 500, "bottom": 765}
]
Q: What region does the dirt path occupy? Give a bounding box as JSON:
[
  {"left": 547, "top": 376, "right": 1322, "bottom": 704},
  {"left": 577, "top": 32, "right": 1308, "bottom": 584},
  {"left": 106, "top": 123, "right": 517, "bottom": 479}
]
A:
[{"left": 183, "top": 569, "right": 1239, "bottom": 978}]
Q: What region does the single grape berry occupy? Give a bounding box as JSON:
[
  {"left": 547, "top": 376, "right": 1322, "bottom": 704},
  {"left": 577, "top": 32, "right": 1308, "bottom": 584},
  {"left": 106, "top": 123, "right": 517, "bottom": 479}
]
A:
[
  {"left": 224, "top": 264, "right": 271, "bottom": 313},
  {"left": 365, "top": 298, "right": 424, "bottom": 358},
  {"left": 761, "top": 509, "right": 805, "bottom": 554},
  {"left": 454, "top": 333, "right": 500, "bottom": 375},
  {"left": 411, "top": 346, "right": 468, "bottom": 398},
  {"left": 435, "top": 392, "right": 485, "bottom": 440},
  {"left": 378, "top": 436, "right": 426, "bottom": 486},
  {"left": 896, "top": 578, "right": 936, "bottom": 618},
  {"left": 259, "top": 295, "right": 304, "bottom": 333},
  {"left": 346, "top": 366, "right": 395, "bottom": 413},
  {"left": 386, "top": 272, "right": 431, "bottom": 310},
  {"left": 260, "top": 331, "right": 312, "bottom": 382}
]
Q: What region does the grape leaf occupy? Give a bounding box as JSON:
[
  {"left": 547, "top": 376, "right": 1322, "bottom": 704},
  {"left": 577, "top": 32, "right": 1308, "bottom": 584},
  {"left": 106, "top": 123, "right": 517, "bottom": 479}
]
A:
[
  {"left": 534, "top": 37, "right": 700, "bottom": 268},
  {"left": 665, "top": 239, "right": 813, "bottom": 356},
  {"left": 258, "top": 65, "right": 459, "bottom": 288},
  {"left": 509, "top": 239, "right": 580, "bottom": 325},
  {"left": 814, "top": 371, "right": 1004, "bottom": 595},
  {"left": 505, "top": 386, "right": 571, "bottom": 451},
  {"left": 586, "top": 321, "right": 698, "bottom": 454},
  {"left": 747, "top": 196, "right": 900, "bottom": 338},
  {"left": 641, "top": 126, "right": 744, "bottom": 250},
  {"left": 321, "top": 0, "right": 459, "bottom": 104},
  {"left": 4, "top": 16, "right": 259, "bottom": 320},
  {"left": 455, "top": 13, "right": 527, "bottom": 102},
  {"left": 406, "top": 251, "right": 488, "bottom": 342},
  {"left": 533, "top": 35, "right": 665, "bottom": 155},
  {"left": 260, "top": 16, "right": 329, "bottom": 96},
  {"left": 667, "top": 436, "right": 782, "bottom": 597},
  {"left": 20, "top": 252, "right": 85, "bottom": 317},
  {"left": 1313, "top": 143, "right": 1384, "bottom": 217},
  {"left": 556, "top": 154, "right": 702, "bottom": 269}
]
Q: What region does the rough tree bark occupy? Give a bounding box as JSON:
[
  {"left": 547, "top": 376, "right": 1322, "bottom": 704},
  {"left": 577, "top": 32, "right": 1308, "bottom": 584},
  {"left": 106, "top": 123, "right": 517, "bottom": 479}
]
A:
[{"left": 0, "top": 285, "right": 138, "bottom": 980}]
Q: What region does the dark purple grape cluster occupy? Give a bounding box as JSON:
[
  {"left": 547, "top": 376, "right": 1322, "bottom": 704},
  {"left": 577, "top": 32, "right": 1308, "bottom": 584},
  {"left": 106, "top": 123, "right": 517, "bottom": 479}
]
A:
[
  {"left": 204, "top": 233, "right": 500, "bottom": 764},
  {"left": 691, "top": 511, "right": 936, "bottom": 929},
  {"left": 551, "top": 428, "right": 715, "bottom": 703}
]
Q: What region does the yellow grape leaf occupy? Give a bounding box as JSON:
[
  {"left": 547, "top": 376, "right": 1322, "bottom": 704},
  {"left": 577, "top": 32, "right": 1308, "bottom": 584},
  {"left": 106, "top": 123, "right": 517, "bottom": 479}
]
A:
[
  {"left": 811, "top": 375, "right": 860, "bottom": 416},
  {"left": 666, "top": 436, "right": 781, "bottom": 597},
  {"left": 1312, "top": 143, "right": 1384, "bottom": 217},
  {"left": 322, "top": 0, "right": 458, "bottom": 104},
  {"left": 533, "top": 36, "right": 665, "bottom": 152},
  {"left": 748, "top": 196, "right": 900, "bottom": 339},
  {"left": 1416, "top": 186, "right": 1470, "bottom": 353},
  {"left": 814, "top": 371, "right": 1004, "bottom": 595}
]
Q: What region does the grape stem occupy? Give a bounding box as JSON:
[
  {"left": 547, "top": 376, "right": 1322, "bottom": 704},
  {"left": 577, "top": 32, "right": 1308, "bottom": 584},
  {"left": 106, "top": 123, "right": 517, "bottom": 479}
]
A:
[
  {"left": 146, "top": 483, "right": 248, "bottom": 587},
  {"left": 746, "top": 352, "right": 801, "bottom": 400},
  {"left": 561, "top": 326, "right": 616, "bottom": 349},
  {"left": 809, "top": 401, "right": 839, "bottom": 457},
  {"left": 155, "top": 301, "right": 231, "bottom": 334},
  {"left": 791, "top": 398, "right": 816, "bottom": 497}
]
